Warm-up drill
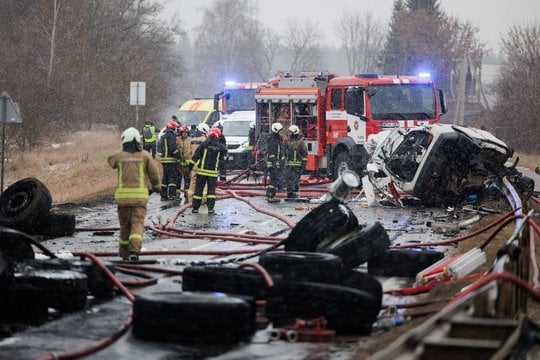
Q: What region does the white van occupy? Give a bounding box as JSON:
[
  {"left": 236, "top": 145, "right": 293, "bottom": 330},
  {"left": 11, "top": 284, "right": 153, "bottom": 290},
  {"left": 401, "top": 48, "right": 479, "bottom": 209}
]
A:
[{"left": 221, "top": 111, "right": 255, "bottom": 169}]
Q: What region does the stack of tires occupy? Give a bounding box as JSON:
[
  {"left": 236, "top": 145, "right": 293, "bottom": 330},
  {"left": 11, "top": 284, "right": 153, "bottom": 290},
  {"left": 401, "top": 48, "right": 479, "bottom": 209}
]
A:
[{"left": 0, "top": 178, "right": 76, "bottom": 238}]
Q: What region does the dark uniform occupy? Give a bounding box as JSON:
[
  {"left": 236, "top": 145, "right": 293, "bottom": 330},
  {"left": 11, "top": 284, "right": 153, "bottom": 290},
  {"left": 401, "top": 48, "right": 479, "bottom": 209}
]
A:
[
  {"left": 191, "top": 136, "right": 226, "bottom": 213},
  {"left": 266, "top": 132, "right": 284, "bottom": 202},
  {"left": 158, "top": 126, "right": 180, "bottom": 200},
  {"left": 284, "top": 135, "right": 307, "bottom": 198}
]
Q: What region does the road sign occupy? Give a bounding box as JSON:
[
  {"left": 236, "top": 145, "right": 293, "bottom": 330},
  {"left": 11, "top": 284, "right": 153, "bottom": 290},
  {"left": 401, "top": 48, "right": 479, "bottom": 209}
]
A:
[
  {"left": 130, "top": 82, "right": 146, "bottom": 106},
  {"left": 0, "top": 91, "right": 23, "bottom": 123}
]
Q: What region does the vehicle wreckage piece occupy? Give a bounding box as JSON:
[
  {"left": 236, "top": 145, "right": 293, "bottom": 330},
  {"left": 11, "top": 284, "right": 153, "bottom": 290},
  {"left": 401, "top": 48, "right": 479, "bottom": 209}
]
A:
[
  {"left": 366, "top": 124, "right": 535, "bottom": 206},
  {"left": 368, "top": 249, "right": 445, "bottom": 278}
]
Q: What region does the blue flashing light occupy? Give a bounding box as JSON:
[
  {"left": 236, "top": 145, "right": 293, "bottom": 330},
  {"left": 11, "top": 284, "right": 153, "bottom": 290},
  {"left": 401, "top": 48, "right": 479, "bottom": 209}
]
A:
[
  {"left": 224, "top": 80, "right": 236, "bottom": 88},
  {"left": 418, "top": 72, "right": 431, "bottom": 79}
]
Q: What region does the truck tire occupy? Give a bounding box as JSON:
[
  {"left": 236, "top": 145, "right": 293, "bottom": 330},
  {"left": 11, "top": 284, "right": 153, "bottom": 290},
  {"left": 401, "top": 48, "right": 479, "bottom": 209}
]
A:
[
  {"left": 267, "top": 281, "right": 381, "bottom": 335},
  {"left": 182, "top": 266, "right": 270, "bottom": 299},
  {"left": 333, "top": 152, "right": 353, "bottom": 180},
  {"left": 0, "top": 228, "right": 34, "bottom": 262},
  {"left": 285, "top": 199, "right": 359, "bottom": 252},
  {"left": 318, "top": 222, "right": 391, "bottom": 270},
  {"left": 31, "top": 213, "right": 76, "bottom": 238},
  {"left": 14, "top": 269, "right": 88, "bottom": 312},
  {"left": 0, "top": 178, "right": 52, "bottom": 230},
  {"left": 258, "top": 251, "right": 342, "bottom": 283},
  {"left": 133, "top": 291, "right": 255, "bottom": 343},
  {"left": 368, "top": 249, "right": 445, "bottom": 277}
]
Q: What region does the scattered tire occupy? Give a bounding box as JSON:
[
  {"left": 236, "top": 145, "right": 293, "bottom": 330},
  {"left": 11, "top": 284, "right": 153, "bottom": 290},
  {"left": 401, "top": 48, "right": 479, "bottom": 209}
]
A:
[
  {"left": 258, "top": 251, "right": 342, "bottom": 283},
  {"left": 31, "top": 212, "right": 76, "bottom": 238},
  {"left": 337, "top": 270, "right": 383, "bottom": 304},
  {"left": 284, "top": 199, "right": 359, "bottom": 252},
  {"left": 182, "top": 266, "right": 270, "bottom": 299},
  {"left": 0, "top": 283, "right": 48, "bottom": 325},
  {"left": 0, "top": 178, "right": 52, "bottom": 230},
  {"left": 318, "top": 222, "right": 391, "bottom": 270},
  {"left": 14, "top": 269, "right": 88, "bottom": 312},
  {"left": 133, "top": 291, "right": 255, "bottom": 343},
  {"left": 0, "top": 227, "right": 35, "bottom": 262},
  {"left": 25, "top": 258, "right": 116, "bottom": 300},
  {"left": 266, "top": 281, "right": 381, "bottom": 335},
  {"left": 368, "top": 249, "right": 445, "bottom": 277}
]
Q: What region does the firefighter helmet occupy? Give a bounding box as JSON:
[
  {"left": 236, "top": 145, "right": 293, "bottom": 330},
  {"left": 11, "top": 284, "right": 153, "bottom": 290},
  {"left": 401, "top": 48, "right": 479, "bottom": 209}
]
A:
[
  {"left": 208, "top": 127, "right": 221, "bottom": 139},
  {"left": 289, "top": 125, "right": 300, "bottom": 135},
  {"left": 167, "top": 120, "right": 180, "bottom": 129},
  {"left": 250, "top": 121, "right": 255, "bottom": 128},
  {"left": 179, "top": 124, "right": 189, "bottom": 133},
  {"left": 271, "top": 122, "right": 283, "bottom": 134},
  {"left": 121, "top": 127, "right": 142, "bottom": 145},
  {"left": 197, "top": 123, "right": 210, "bottom": 134}
]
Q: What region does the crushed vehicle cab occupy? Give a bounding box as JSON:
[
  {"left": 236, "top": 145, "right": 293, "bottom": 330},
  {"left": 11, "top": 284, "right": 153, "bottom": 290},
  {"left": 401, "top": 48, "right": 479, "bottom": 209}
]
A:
[{"left": 367, "top": 124, "right": 534, "bottom": 206}]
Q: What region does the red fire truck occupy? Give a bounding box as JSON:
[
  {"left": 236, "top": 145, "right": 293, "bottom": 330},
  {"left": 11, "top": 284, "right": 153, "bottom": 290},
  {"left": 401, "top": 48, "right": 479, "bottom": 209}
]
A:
[
  {"left": 218, "top": 81, "right": 266, "bottom": 116},
  {"left": 254, "top": 71, "right": 447, "bottom": 178}
]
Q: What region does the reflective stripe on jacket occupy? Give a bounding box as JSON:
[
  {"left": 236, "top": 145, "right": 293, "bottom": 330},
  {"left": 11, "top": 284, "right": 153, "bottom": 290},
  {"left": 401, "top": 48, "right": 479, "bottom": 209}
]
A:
[{"left": 192, "top": 137, "right": 226, "bottom": 177}]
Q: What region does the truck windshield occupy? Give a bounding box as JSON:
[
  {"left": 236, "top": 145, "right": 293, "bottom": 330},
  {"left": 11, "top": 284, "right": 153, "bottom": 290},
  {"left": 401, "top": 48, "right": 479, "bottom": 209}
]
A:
[
  {"left": 177, "top": 111, "right": 209, "bottom": 126},
  {"left": 368, "top": 84, "right": 435, "bottom": 120},
  {"left": 225, "top": 89, "right": 257, "bottom": 113},
  {"left": 222, "top": 120, "right": 250, "bottom": 136}
]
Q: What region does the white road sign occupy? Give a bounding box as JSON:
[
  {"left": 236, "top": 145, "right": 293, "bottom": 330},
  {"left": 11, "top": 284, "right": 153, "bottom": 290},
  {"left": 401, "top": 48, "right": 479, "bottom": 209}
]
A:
[{"left": 130, "top": 82, "right": 146, "bottom": 106}]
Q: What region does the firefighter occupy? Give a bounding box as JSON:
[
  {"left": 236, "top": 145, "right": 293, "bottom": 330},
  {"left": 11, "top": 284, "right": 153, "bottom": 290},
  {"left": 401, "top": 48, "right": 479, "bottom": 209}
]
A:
[
  {"left": 213, "top": 121, "right": 228, "bottom": 181},
  {"left": 266, "top": 122, "right": 284, "bottom": 203},
  {"left": 187, "top": 122, "right": 209, "bottom": 203},
  {"left": 107, "top": 127, "right": 160, "bottom": 261},
  {"left": 191, "top": 127, "right": 227, "bottom": 214},
  {"left": 158, "top": 120, "right": 181, "bottom": 200},
  {"left": 141, "top": 118, "right": 157, "bottom": 158},
  {"left": 176, "top": 124, "right": 192, "bottom": 201},
  {"left": 283, "top": 124, "right": 307, "bottom": 199}
]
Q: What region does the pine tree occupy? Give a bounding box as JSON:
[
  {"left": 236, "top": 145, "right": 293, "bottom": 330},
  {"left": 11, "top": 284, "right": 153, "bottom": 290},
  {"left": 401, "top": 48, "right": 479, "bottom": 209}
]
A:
[{"left": 382, "top": 0, "right": 405, "bottom": 74}]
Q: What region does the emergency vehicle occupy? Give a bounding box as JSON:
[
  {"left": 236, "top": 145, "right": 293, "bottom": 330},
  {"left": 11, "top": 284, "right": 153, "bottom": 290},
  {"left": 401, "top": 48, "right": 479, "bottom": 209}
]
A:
[
  {"left": 177, "top": 98, "right": 221, "bottom": 128},
  {"left": 218, "top": 81, "right": 266, "bottom": 116},
  {"left": 254, "top": 71, "right": 447, "bottom": 179}
]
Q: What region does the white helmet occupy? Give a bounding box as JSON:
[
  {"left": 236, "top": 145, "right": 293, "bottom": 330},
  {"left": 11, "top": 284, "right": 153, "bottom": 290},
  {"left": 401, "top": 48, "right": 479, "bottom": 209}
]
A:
[
  {"left": 289, "top": 125, "right": 300, "bottom": 135},
  {"left": 196, "top": 122, "right": 210, "bottom": 134},
  {"left": 249, "top": 121, "right": 255, "bottom": 128},
  {"left": 121, "top": 127, "right": 142, "bottom": 145},
  {"left": 271, "top": 122, "right": 283, "bottom": 134}
]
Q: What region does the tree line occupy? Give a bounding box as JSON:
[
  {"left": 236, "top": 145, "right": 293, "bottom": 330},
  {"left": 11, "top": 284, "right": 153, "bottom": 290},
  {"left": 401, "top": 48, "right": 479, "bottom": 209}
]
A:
[{"left": 0, "top": 0, "right": 537, "bottom": 154}]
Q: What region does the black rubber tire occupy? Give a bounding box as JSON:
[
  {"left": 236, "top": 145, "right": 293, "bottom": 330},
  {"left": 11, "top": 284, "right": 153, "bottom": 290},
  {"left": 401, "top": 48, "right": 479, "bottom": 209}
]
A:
[
  {"left": 318, "top": 222, "right": 391, "bottom": 270},
  {"left": 182, "top": 266, "right": 270, "bottom": 299},
  {"left": 25, "top": 258, "right": 116, "bottom": 300},
  {"left": 284, "top": 199, "right": 359, "bottom": 252},
  {"left": 0, "top": 251, "right": 13, "bottom": 296},
  {"left": 266, "top": 281, "right": 381, "bottom": 335},
  {"left": 14, "top": 269, "right": 88, "bottom": 312},
  {"left": 133, "top": 291, "right": 255, "bottom": 343},
  {"left": 0, "top": 178, "right": 52, "bottom": 230},
  {"left": 0, "top": 283, "right": 48, "bottom": 325},
  {"left": 338, "top": 270, "right": 383, "bottom": 304},
  {"left": 368, "top": 249, "right": 445, "bottom": 277},
  {"left": 258, "top": 251, "right": 342, "bottom": 283},
  {"left": 0, "top": 227, "right": 35, "bottom": 262},
  {"left": 31, "top": 213, "right": 76, "bottom": 237}
]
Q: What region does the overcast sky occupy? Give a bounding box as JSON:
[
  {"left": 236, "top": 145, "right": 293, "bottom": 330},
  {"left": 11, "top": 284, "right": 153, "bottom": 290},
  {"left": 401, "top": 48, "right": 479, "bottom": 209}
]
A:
[{"left": 162, "top": 0, "right": 539, "bottom": 53}]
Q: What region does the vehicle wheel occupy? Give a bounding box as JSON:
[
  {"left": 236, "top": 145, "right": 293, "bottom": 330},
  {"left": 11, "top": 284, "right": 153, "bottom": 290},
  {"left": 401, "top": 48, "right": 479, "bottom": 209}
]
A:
[
  {"left": 14, "top": 269, "right": 88, "bottom": 312},
  {"left": 266, "top": 281, "right": 381, "bottom": 335},
  {"left": 0, "top": 228, "right": 34, "bottom": 262},
  {"left": 333, "top": 152, "right": 353, "bottom": 180},
  {"left": 25, "top": 258, "right": 115, "bottom": 300},
  {"left": 284, "top": 199, "right": 359, "bottom": 252},
  {"left": 0, "top": 283, "right": 48, "bottom": 325},
  {"left": 133, "top": 291, "right": 255, "bottom": 343},
  {"left": 338, "top": 270, "right": 383, "bottom": 303},
  {"left": 368, "top": 249, "right": 445, "bottom": 277},
  {"left": 258, "top": 251, "right": 342, "bottom": 283},
  {"left": 0, "top": 178, "right": 52, "bottom": 230},
  {"left": 182, "top": 266, "right": 270, "bottom": 299},
  {"left": 318, "top": 222, "right": 391, "bottom": 270},
  {"left": 31, "top": 213, "right": 76, "bottom": 238}
]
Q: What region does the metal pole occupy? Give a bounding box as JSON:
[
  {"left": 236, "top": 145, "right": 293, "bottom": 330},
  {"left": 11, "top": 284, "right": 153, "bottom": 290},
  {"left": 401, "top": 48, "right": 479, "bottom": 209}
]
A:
[
  {"left": 135, "top": 83, "right": 139, "bottom": 129},
  {"left": 1, "top": 96, "right": 6, "bottom": 194}
]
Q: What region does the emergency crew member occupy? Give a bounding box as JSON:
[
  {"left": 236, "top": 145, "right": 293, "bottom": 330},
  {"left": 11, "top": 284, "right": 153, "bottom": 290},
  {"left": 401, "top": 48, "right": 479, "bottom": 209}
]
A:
[
  {"left": 108, "top": 127, "right": 160, "bottom": 261},
  {"left": 247, "top": 121, "right": 256, "bottom": 169},
  {"left": 187, "top": 123, "right": 209, "bottom": 203},
  {"left": 190, "top": 127, "right": 227, "bottom": 214},
  {"left": 283, "top": 124, "right": 307, "bottom": 199},
  {"left": 214, "top": 121, "right": 228, "bottom": 181},
  {"left": 266, "top": 122, "right": 284, "bottom": 203},
  {"left": 158, "top": 120, "right": 180, "bottom": 200},
  {"left": 176, "top": 124, "right": 192, "bottom": 201},
  {"left": 142, "top": 118, "right": 157, "bottom": 158}
]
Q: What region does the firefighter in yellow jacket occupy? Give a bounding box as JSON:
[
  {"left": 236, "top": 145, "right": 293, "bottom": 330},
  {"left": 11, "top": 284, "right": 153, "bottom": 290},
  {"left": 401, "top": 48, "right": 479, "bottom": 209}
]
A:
[
  {"left": 108, "top": 127, "right": 161, "bottom": 261},
  {"left": 187, "top": 122, "right": 209, "bottom": 203},
  {"left": 176, "top": 124, "right": 192, "bottom": 201}
]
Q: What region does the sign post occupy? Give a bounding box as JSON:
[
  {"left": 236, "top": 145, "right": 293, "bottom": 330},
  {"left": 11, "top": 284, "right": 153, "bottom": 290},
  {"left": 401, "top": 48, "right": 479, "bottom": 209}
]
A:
[
  {"left": 0, "top": 91, "right": 23, "bottom": 194},
  {"left": 130, "top": 82, "right": 146, "bottom": 129}
]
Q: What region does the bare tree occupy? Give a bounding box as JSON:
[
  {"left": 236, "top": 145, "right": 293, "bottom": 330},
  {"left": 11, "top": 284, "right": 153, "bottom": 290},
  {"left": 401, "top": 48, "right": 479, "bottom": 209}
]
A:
[
  {"left": 336, "top": 10, "right": 384, "bottom": 74},
  {"left": 282, "top": 19, "right": 324, "bottom": 74}
]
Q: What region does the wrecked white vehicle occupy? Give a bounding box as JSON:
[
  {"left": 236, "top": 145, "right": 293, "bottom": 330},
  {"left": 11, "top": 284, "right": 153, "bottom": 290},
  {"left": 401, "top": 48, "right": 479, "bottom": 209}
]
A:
[{"left": 366, "top": 124, "right": 534, "bottom": 206}]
